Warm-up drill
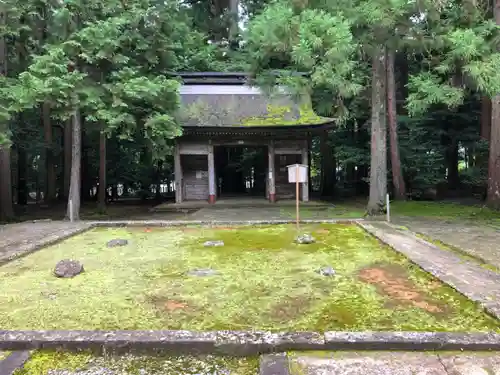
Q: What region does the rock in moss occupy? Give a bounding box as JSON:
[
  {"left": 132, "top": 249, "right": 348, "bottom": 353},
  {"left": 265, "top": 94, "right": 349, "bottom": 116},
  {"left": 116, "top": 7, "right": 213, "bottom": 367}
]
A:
[
  {"left": 318, "top": 266, "right": 336, "bottom": 276},
  {"left": 187, "top": 268, "right": 219, "bottom": 277},
  {"left": 54, "top": 259, "right": 84, "bottom": 278},
  {"left": 107, "top": 239, "right": 128, "bottom": 248},
  {"left": 295, "top": 234, "right": 315, "bottom": 244},
  {"left": 204, "top": 240, "right": 224, "bottom": 247}
]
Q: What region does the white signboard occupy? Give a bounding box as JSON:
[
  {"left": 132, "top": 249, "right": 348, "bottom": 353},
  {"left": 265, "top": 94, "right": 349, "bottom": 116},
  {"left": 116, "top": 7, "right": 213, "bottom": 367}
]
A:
[
  {"left": 196, "top": 170, "right": 209, "bottom": 179},
  {"left": 287, "top": 164, "right": 308, "bottom": 183}
]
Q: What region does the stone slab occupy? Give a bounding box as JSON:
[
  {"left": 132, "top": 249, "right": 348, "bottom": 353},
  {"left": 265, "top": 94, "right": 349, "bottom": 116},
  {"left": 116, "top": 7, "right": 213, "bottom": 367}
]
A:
[
  {"left": 358, "top": 221, "right": 500, "bottom": 319},
  {"left": 1, "top": 331, "right": 500, "bottom": 355},
  {"left": 260, "top": 353, "right": 291, "bottom": 375},
  {"left": 439, "top": 353, "right": 500, "bottom": 375},
  {"left": 324, "top": 332, "right": 500, "bottom": 351},
  {"left": 288, "top": 352, "right": 500, "bottom": 375},
  {"left": 0, "top": 222, "right": 92, "bottom": 267},
  {"left": 89, "top": 219, "right": 361, "bottom": 227},
  {"left": 288, "top": 352, "right": 447, "bottom": 375},
  {"left": 215, "top": 331, "right": 325, "bottom": 356},
  {"left": 0, "top": 351, "right": 31, "bottom": 375},
  {"left": 396, "top": 217, "right": 500, "bottom": 270}
]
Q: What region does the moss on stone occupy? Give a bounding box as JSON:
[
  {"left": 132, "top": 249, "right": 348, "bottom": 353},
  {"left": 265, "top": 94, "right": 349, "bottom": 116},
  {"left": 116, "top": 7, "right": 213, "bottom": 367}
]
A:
[{"left": 15, "top": 351, "right": 258, "bottom": 375}]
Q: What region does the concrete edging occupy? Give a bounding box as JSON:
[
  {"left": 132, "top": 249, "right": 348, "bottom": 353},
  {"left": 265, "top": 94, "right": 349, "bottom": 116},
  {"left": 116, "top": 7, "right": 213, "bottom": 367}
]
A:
[
  {"left": 88, "top": 219, "right": 364, "bottom": 227},
  {"left": 0, "top": 331, "right": 499, "bottom": 356}
]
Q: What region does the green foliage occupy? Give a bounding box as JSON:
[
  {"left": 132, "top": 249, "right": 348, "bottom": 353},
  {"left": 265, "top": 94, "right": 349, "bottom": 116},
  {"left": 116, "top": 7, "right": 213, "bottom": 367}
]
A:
[{"left": 246, "top": 0, "right": 362, "bottom": 120}]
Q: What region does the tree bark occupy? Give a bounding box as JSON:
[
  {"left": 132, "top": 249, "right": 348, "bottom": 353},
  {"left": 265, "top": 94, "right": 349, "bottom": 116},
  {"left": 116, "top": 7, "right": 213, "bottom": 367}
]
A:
[
  {"left": 487, "top": 0, "right": 500, "bottom": 209},
  {"left": 229, "top": 0, "right": 239, "bottom": 49},
  {"left": 0, "top": 147, "right": 13, "bottom": 220},
  {"left": 62, "top": 119, "right": 72, "bottom": 200},
  {"left": 17, "top": 142, "right": 27, "bottom": 205},
  {"left": 66, "top": 108, "right": 82, "bottom": 220},
  {"left": 481, "top": 96, "right": 492, "bottom": 141},
  {"left": 0, "top": 3, "right": 13, "bottom": 221},
  {"left": 386, "top": 49, "right": 406, "bottom": 200},
  {"left": 98, "top": 129, "right": 106, "bottom": 210},
  {"left": 43, "top": 102, "right": 56, "bottom": 202},
  {"left": 320, "top": 130, "right": 335, "bottom": 197},
  {"left": 367, "top": 46, "right": 388, "bottom": 215}
]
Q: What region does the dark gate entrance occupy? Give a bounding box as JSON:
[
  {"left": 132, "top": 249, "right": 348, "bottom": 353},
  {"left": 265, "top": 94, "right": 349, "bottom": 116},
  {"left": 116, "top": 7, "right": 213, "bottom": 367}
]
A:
[{"left": 214, "top": 146, "right": 268, "bottom": 197}]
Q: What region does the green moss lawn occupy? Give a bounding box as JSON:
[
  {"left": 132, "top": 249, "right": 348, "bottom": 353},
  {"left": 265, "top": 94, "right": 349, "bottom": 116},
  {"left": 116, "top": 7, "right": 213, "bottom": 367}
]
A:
[
  {"left": 14, "top": 351, "right": 257, "bottom": 375},
  {"left": 0, "top": 224, "right": 498, "bottom": 331}
]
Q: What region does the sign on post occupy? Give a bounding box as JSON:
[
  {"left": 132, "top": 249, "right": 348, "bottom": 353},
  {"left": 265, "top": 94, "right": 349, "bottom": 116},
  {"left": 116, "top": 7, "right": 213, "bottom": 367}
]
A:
[{"left": 287, "top": 164, "right": 308, "bottom": 230}]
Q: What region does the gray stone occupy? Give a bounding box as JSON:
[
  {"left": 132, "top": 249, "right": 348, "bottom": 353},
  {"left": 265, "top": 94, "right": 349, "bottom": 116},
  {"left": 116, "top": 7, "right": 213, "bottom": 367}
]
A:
[
  {"left": 106, "top": 239, "right": 128, "bottom": 248},
  {"left": 54, "top": 259, "right": 84, "bottom": 278},
  {"left": 0, "top": 351, "right": 31, "bottom": 375},
  {"left": 295, "top": 234, "right": 316, "bottom": 244},
  {"left": 203, "top": 240, "right": 224, "bottom": 247},
  {"left": 259, "top": 353, "right": 290, "bottom": 375},
  {"left": 187, "top": 268, "right": 219, "bottom": 277},
  {"left": 318, "top": 266, "right": 335, "bottom": 276}
]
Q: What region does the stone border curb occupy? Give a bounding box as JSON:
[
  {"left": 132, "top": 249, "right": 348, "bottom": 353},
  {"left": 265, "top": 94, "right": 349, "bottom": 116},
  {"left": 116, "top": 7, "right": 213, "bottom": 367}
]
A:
[
  {"left": 0, "top": 351, "right": 30, "bottom": 375},
  {"left": 88, "top": 219, "right": 363, "bottom": 227},
  {"left": 0, "top": 225, "right": 92, "bottom": 267},
  {"left": 0, "top": 331, "right": 499, "bottom": 356}
]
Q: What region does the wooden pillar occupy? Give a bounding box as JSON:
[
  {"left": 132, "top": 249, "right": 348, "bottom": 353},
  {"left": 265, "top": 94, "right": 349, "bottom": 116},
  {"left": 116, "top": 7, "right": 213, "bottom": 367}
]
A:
[
  {"left": 208, "top": 143, "right": 216, "bottom": 204},
  {"left": 268, "top": 141, "right": 276, "bottom": 202},
  {"left": 174, "top": 141, "right": 183, "bottom": 203},
  {"left": 302, "top": 141, "right": 309, "bottom": 202}
]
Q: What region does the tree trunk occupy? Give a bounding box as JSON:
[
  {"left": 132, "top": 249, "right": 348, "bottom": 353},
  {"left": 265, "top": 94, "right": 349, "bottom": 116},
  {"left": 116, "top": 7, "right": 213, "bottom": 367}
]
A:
[
  {"left": 0, "top": 147, "right": 13, "bottom": 220},
  {"left": 488, "top": 93, "right": 500, "bottom": 207},
  {"left": 320, "top": 130, "right": 335, "bottom": 197},
  {"left": 43, "top": 102, "right": 56, "bottom": 202},
  {"left": 481, "top": 96, "right": 492, "bottom": 141},
  {"left": 66, "top": 108, "right": 82, "bottom": 220},
  {"left": 17, "top": 142, "right": 27, "bottom": 205},
  {"left": 98, "top": 129, "right": 106, "bottom": 210},
  {"left": 386, "top": 49, "right": 406, "bottom": 200},
  {"left": 487, "top": 0, "right": 500, "bottom": 208},
  {"left": 367, "top": 46, "right": 388, "bottom": 215},
  {"left": 0, "top": 4, "right": 13, "bottom": 221},
  {"left": 229, "top": 0, "right": 239, "bottom": 49},
  {"left": 63, "top": 119, "right": 72, "bottom": 200}
]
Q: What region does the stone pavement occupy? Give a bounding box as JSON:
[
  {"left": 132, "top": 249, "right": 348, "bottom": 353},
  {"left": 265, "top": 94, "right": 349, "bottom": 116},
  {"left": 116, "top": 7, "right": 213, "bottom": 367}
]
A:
[
  {"left": 189, "top": 206, "right": 290, "bottom": 221},
  {"left": 0, "top": 221, "right": 91, "bottom": 265},
  {"left": 275, "top": 352, "right": 500, "bottom": 375},
  {"left": 396, "top": 217, "right": 500, "bottom": 270}
]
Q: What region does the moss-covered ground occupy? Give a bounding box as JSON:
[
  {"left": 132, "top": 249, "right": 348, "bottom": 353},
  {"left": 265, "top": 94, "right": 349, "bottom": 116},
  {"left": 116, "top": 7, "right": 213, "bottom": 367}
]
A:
[
  {"left": 279, "top": 200, "right": 500, "bottom": 222},
  {"left": 0, "top": 224, "right": 498, "bottom": 331},
  {"left": 14, "top": 351, "right": 257, "bottom": 375}
]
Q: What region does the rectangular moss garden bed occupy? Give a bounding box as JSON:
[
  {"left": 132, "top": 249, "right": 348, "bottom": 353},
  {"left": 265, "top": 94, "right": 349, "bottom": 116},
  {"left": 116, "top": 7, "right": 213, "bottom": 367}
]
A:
[{"left": 0, "top": 223, "right": 498, "bottom": 332}]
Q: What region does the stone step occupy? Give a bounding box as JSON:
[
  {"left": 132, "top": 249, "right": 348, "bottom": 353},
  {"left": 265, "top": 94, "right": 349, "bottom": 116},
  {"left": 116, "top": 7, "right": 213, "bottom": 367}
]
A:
[{"left": 260, "top": 352, "right": 500, "bottom": 375}]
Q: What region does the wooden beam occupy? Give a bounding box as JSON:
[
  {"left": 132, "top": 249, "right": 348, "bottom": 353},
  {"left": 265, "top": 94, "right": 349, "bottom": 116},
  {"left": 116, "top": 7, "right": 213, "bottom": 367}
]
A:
[
  {"left": 268, "top": 141, "right": 276, "bottom": 203},
  {"left": 174, "top": 141, "right": 183, "bottom": 203},
  {"left": 208, "top": 144, "right": 216, "bottom": 204},
  {"left": 302, "top": 141, "right": 309, "bottom": 202}
]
